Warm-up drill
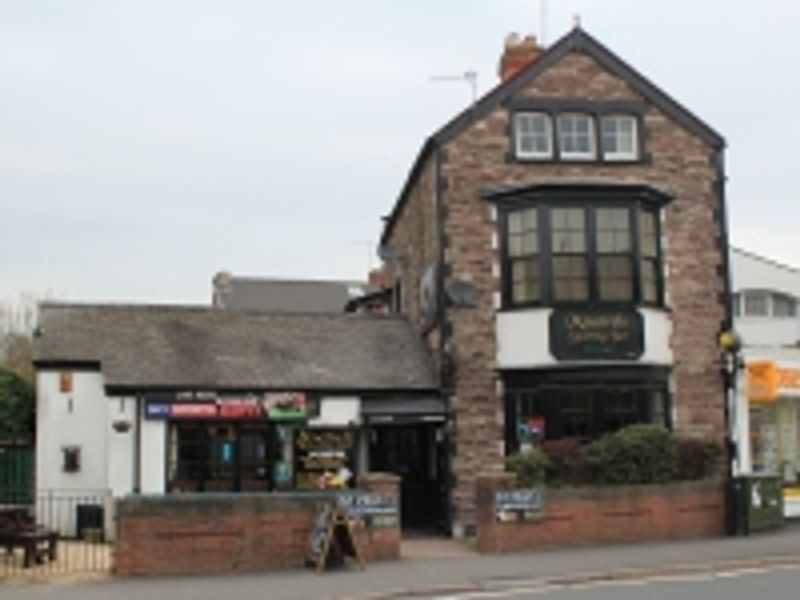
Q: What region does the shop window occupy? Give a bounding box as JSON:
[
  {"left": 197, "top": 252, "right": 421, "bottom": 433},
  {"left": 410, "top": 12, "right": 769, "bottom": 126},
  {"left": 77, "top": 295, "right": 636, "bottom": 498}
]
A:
[
  {"left": 62, "top": 446, "right": 81, "bottom": 473},
  {"left": 507, "top": 385, "right": 668, "bottom": 451},
  {"left": 500, "top": 195, "right": 664, "bottom": 308}
]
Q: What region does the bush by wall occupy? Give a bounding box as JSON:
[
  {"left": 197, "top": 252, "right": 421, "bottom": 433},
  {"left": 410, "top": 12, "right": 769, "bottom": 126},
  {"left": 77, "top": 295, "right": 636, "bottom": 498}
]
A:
[{"left": 506, "top": 425, "right": 721, "bottom": 487}]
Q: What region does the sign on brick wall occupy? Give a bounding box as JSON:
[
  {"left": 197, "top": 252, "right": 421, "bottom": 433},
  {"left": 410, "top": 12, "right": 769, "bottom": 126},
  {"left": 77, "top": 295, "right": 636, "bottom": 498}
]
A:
[{"left": 495, "top": 488, "right": 543, "bottom": 523}]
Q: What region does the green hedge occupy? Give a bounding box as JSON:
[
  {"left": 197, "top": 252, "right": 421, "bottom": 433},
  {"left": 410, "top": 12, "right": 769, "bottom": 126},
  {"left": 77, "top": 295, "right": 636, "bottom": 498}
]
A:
[{"left": 505, "top": 424, "right": 722, "bottom": 487}]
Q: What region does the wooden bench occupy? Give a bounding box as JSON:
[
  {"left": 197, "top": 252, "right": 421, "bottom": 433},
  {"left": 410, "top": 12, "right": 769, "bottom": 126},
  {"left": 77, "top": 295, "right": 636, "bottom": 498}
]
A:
[{"left": 0, "top": 507, "right": 59, "bottom": 568}]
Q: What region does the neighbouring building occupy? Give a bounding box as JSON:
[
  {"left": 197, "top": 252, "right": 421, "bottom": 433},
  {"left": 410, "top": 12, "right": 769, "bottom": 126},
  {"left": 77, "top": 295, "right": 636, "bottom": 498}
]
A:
[
  {"left": 33, "top": 303, "right": 442, "bottom": 536},
  {"left": 212, "top": 271, "right": 370, "bottom": 313},
  {"left": 379, "top": 27, "right": 730, "bottom": 535},
  {"left": 732, "top": 247, "right": 800, "bottom": 516}
]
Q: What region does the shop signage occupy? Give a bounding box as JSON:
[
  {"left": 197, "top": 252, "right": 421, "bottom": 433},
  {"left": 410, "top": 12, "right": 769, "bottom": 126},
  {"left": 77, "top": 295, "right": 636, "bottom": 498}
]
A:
[
  {"left": 263, "top": 392, "right": 306, "bottom": 420},
  {"left": 747, "top": 360, "right": 800, "bottom": 402},
  {"left": 143, "top": 392, "right": 308, "bottom": 420},
  {"left": 549, "top": 309, "right": 643, "bottom": 361},
  {"left": 495, "top": 488, "right": 544, "bottom": 523},
  {"left": 294, "top": 429, "right": 354, "bottom": 490},
  {"left": 337, "top": 492, "right": 399, "bottom": 528}
]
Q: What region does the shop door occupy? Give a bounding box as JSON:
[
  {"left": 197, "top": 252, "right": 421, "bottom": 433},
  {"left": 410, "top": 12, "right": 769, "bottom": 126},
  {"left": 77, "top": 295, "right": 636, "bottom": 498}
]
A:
[{"left": 369, "top": 424, "right": 445, "bottom": 532}]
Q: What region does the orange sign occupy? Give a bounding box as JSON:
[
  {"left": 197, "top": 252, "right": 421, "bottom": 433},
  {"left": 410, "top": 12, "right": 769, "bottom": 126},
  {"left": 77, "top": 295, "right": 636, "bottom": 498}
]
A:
[{"left": 747, "top": 361, "right": 779, "bottom": 402}]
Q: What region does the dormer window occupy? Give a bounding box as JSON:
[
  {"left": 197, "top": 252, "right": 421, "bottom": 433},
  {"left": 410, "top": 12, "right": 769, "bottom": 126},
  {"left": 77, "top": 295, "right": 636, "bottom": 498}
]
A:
[
  {"left": 601, "top": 115, "right": 638, "bottom": 161},
  {"left": 557, "top": 113, "right": 596, "bottom": 160},
  {"left": 514, "top": 112, "right": 553, "bottom": 159}
]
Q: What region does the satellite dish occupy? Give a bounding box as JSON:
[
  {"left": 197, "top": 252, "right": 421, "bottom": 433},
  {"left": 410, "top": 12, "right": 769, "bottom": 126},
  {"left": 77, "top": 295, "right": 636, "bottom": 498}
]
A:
[{"left": 445, "top": 279, "right": 477, "bottom": 307}]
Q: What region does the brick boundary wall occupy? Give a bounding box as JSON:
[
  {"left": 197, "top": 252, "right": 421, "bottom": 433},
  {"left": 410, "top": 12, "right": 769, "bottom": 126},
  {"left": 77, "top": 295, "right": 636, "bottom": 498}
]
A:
[
  {"left": 114, "top": 473, "right": 400, "bottom": 577},
  {"left": 476, "top": 473, "right": 725, "bottom": 553}
]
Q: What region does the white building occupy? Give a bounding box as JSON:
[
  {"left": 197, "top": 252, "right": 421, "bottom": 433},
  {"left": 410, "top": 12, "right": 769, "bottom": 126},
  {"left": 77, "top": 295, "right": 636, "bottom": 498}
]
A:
[{"left": 731, "top": 247, "right": 800, "bottom": 516}]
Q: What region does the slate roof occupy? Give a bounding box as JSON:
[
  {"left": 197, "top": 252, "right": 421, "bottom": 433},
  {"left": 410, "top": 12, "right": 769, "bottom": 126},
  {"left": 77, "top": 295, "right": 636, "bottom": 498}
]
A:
[
  {"left": 213, "top": 275, "right": 369, "bottom": 313},
  {"left": 34, "top": 303, "right": 438, "bottom": 391},
  {"left": 380, "top": 26, "right": 725, "bottom": 245}
]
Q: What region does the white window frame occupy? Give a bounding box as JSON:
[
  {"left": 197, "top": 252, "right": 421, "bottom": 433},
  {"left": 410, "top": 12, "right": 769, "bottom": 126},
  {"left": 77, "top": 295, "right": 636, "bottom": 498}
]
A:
[
  {"left": 601, "top": 114, "right": 639, "bottom": 161},
  {"left": 514, "top": 112, "right": 553, "bottom": 160},
  {"left": 557, "top": 113, "right": 596, "bottom": 160}
]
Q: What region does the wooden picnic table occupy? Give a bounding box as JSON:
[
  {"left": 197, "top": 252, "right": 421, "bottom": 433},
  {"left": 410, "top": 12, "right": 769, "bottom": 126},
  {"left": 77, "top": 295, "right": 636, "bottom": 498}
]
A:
[{"left": 0, "top": 506, "right": 59, "bottom": 568}]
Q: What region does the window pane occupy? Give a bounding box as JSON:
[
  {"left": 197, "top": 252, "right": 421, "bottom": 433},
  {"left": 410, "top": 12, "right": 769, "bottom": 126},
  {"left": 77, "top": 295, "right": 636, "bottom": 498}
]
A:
[
  {"left": 772, "top": 293, "right": 796, "bottom": 317},
  {"left": 508, "top": 209, "right": 538, "bottom": 258},
  {"left": 597, "top": 256, "right": 633, "bottom": 301},
  {"left": 744, "top": 292, "right": 769, "bottom": 316},
  {"left": 515, "top": 112, "right": 552, "bottom": 158},
  {"left": 551, "top": 208, "right": 586, "bottom": 253},
  {"left": 595, "top": 208, "right": 630, "bottom": 253},
  {"left": 639, "top": 210, "right": 658, "bottom": 258},
  {"left": 601, "top": 115, "right": 638, "bottom": 160},
  {"left": 552, "top": 256, "right": 589, "bottom": 301},
  {"left": 511, "top": 257, "right": 541, "bottom": 303},
  {"left": 641, "top": 259, "right": 658, "bottom": 303},
  {"left": 557, "top": 114, "right": 596, "bottom": 158}
]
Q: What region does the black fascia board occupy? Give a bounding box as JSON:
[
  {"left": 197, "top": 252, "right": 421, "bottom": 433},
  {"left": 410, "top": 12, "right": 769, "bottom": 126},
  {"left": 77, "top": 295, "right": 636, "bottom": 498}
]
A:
[
  {"left": 480, "top": 182, "right": 674, "bottom": 206},
  {"left": 380, "top": 26, "right": 723, "bottom": 247},
  {"left": 33, "top": 360, "right": 101, "bottom": 371}
]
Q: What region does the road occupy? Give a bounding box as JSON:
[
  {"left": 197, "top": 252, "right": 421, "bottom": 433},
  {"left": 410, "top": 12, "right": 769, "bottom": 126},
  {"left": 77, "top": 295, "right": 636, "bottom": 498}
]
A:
[{"left": 431, "top": 564, "right": 800, "bottom": 600}]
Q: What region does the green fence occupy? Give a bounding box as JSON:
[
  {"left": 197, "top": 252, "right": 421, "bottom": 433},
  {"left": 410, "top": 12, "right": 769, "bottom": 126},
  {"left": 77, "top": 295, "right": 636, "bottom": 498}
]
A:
[{"left": 0, "top": 444, "right": 33, "bottom": 504}]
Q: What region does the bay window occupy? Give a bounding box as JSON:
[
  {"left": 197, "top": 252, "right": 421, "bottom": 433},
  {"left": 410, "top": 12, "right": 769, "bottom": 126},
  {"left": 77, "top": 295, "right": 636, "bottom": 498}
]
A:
[{"left": 499, "top": 188, "right": 665, "bottom": 308}]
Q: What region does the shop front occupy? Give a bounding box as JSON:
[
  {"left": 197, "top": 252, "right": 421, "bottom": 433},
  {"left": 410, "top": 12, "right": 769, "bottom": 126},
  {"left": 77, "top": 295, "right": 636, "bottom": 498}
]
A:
[{"left": 747, "top": 361, "right": 800, "bottom": 483}]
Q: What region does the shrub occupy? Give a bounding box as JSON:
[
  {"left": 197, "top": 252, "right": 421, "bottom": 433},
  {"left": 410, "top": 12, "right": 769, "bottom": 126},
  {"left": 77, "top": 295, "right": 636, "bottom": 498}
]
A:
[
  {"left": 675, "top": 437, "right": 722, "bottom": 480},
  {"left": 540, "top": 439, "right": 587, "bottom": 486},
  {"left": 584, "top": 425, "right": 676, "bottom": 485},
  {"left": 505, "top": 448, "right": 549, "bottom": 487}
]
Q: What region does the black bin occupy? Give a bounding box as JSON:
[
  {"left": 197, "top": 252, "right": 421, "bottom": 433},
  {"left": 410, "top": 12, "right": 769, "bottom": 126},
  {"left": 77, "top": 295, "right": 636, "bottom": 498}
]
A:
[{"left": 76, "top": 504, "right": 104, "bottom": 540}]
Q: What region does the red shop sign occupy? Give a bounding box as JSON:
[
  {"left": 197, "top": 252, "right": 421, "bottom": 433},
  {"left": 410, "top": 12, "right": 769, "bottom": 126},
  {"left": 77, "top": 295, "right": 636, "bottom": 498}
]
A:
[
  {"left": 171, "top": 403, "right": 218, "bottom": 418},
  {"left": 219, "top": 400, "right": 263, "bottom": 419}
]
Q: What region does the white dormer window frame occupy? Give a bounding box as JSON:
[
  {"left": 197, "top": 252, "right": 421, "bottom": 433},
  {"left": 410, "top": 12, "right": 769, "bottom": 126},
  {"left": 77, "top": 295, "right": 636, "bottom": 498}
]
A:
[
  {"left": 557, "top": 113, "right": 596, "bottom": 160},
  {"left": 601, "top": 114, "right": 639, "bottom": 161},
  {"left": 514, "top": 112, "right": 553, "bottom": 160}
]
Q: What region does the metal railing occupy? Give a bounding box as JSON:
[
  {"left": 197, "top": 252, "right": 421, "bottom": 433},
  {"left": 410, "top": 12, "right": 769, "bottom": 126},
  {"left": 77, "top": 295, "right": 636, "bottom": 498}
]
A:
[{"left": 1, "top": 489, "right": 113, "bottom": 580}]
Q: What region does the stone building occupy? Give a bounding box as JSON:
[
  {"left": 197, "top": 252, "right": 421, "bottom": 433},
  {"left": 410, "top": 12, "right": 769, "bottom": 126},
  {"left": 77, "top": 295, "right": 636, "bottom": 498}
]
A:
[{"left": 379, "top": 27, "right": 730, "bottom": 535}]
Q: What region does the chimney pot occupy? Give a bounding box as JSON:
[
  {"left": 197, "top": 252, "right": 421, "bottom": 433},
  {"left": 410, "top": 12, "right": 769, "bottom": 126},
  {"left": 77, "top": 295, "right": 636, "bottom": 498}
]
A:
[{"left": 498, "top": 32, "right": 544, "bottom": 82}]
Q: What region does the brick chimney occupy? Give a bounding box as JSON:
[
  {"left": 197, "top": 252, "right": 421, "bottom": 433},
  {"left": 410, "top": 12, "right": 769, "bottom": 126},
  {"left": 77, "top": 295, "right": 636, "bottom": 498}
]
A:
[{"left": 498, "top": 33, "right": 544, "bottom": 82}]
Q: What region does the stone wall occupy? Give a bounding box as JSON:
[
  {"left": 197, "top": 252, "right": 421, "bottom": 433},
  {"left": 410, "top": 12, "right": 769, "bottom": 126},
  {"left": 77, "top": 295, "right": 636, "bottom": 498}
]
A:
[
  {"left": 476, "top": 473, "right": 725, "bottom": 553},
  {"left": 114, "top": 474, "right": 400, "bottom": 577},
  {"left": 438, "top": 51, "right": 726, "bottom": 530}
]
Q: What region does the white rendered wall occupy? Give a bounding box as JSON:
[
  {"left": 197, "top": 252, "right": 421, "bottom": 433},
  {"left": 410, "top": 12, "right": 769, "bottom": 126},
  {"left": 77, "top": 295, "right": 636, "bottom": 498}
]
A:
[
  {"left": 35, "top": 370, "right": 111, "bottom": 536},
  {"left": 496, "top": 307, "right": 672, "bottom": 369},
  {"left": 140, "top": 416, "right": 166, "bottom": 494},
  {"left": 308, "top": 397, "right": 360, "bottom": 427},
  {"left": 106, "top": 396, "right": 136, "bottom": 497}
]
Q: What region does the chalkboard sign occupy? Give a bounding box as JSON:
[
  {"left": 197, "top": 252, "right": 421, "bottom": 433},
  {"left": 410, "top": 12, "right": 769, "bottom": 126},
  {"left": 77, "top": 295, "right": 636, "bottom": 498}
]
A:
[
  {"left": 305, "top": 503, "right": 364, "bottom": 572},
  {"left": 495, "top": 488, "right": 543, "bottom": 523},
  {"left": 549, "top": 309, "right": 643, "bottom": 361}
]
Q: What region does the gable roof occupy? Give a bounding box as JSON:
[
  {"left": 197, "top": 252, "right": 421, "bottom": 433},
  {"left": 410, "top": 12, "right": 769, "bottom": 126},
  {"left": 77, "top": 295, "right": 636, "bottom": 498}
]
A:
[
  {"left": 34, "top": 303, "right": 437, "bottom": 392},
  {"left": 381, "top": 26, "right": 725, "bottom": 245}
]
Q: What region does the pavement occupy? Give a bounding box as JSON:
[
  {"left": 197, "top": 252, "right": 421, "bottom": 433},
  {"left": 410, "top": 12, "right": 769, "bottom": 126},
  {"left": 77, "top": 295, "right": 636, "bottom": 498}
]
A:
[{"left": 3, "top": 524, "right": 800, "bottom": 599}]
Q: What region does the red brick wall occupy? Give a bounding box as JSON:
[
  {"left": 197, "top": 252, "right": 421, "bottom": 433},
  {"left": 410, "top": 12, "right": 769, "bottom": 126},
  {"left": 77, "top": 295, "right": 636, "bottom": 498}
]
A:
[
  {"left": 114, "top": 474, "right": 400, "bottom": 577},
  {"left": 476, "top": 473, "right": 725, "bottom": 553}
]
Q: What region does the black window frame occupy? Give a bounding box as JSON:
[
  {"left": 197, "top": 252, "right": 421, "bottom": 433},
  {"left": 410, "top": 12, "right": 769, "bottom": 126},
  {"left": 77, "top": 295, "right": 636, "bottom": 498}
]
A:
[
  {"left": 507, "top": 99, "right": 647, "bottom": 165},
  {"left": 496, "top": 185, "right": 668, "bottom": 310}
]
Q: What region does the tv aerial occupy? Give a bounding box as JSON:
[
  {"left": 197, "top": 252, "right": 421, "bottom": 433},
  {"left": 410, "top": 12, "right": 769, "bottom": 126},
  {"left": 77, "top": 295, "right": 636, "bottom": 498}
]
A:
[{"left": 430, "top": 70, "right": 478, "bottom": 105}]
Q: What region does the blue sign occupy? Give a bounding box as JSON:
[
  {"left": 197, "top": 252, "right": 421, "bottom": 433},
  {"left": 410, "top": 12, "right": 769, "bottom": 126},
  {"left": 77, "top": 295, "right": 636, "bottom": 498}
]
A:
[
  {"left": 145, "top": 402, "right": 171, "bottom": 419},
  {"left": 495, "top": 488, "right": 544, "bottom": 513}
]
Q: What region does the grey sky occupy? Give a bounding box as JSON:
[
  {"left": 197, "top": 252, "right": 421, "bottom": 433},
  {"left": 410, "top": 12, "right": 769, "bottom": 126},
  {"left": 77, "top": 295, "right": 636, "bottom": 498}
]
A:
[{"left": 1, "top": 0, "right": 798, "bottom": 306}]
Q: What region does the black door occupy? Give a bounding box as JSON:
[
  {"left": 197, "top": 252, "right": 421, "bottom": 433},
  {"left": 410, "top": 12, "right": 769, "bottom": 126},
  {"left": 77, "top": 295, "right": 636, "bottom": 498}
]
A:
[{"left": 369, "top": 424, "right": 445, "bottom": 531}]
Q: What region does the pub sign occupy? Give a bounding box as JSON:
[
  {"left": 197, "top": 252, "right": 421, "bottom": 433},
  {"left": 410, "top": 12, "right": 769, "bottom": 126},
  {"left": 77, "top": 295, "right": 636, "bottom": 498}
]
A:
[{"left": 549, "top": 309, "right": 644, "bottom": 361}]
